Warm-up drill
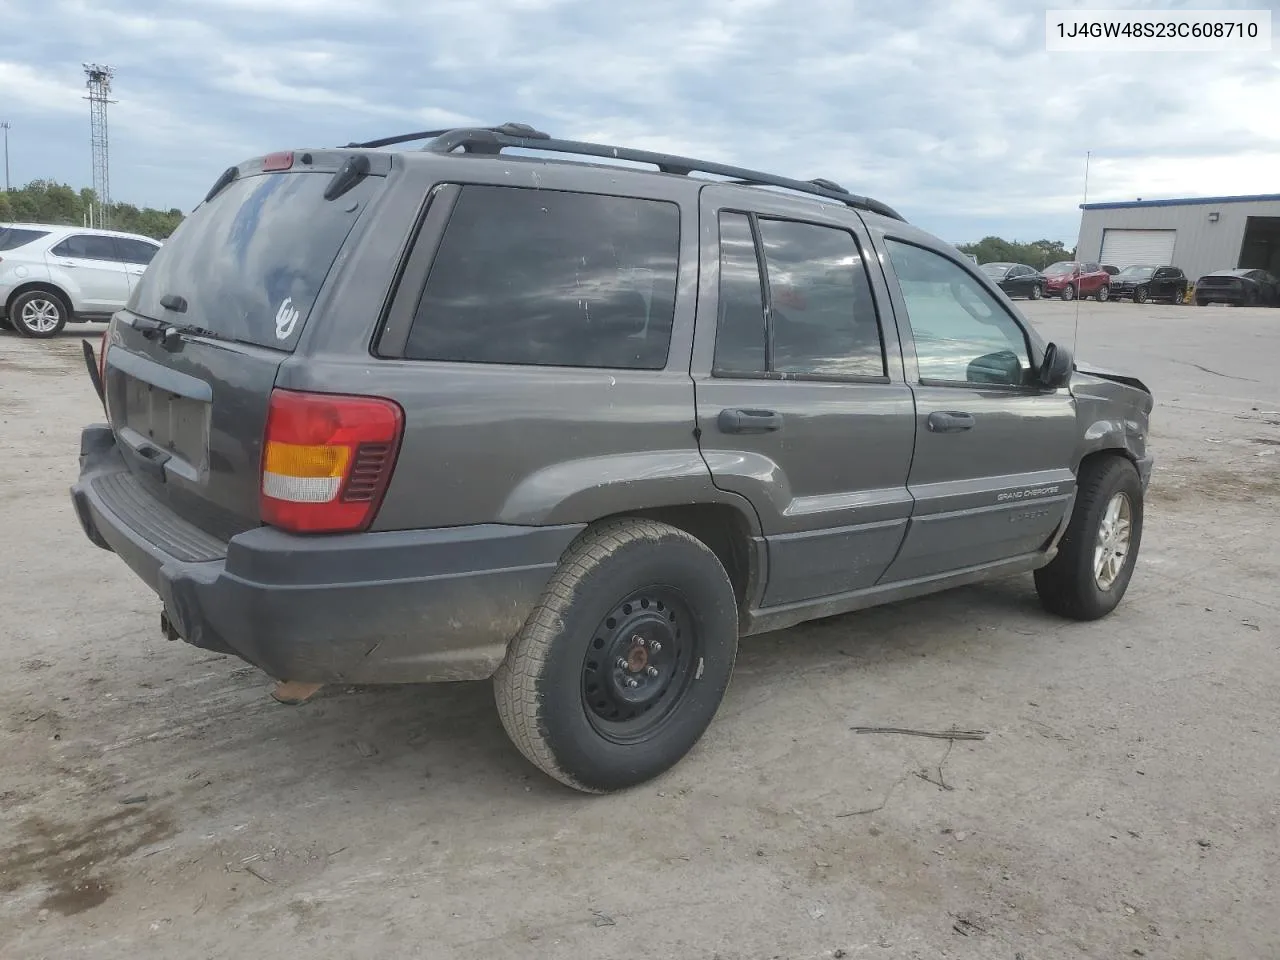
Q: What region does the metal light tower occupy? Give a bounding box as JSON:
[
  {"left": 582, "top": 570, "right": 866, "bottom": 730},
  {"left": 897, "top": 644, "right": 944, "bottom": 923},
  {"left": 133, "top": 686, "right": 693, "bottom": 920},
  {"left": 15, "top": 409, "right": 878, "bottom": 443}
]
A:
[
  {"left": 84, "top": 64, "right": 116, "bottom": 228},
  {"left": 1, "top": 121, "right": 10, "bottom": 192}
]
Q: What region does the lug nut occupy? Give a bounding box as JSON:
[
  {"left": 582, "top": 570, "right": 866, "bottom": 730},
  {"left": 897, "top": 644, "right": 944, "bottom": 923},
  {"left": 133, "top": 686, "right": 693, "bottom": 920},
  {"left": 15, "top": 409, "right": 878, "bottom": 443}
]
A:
[
  {"left": 626, "top": 678, "right": 640, "bottom": 689},
  {"left": 649, "top": 640, "right": 662, "bottom": 653},
  {"left": 616, "top": 657, "right": 629, "bottom": 670},
  {"left": 646, "top": 666, "right": 659, "bottom": 678}
]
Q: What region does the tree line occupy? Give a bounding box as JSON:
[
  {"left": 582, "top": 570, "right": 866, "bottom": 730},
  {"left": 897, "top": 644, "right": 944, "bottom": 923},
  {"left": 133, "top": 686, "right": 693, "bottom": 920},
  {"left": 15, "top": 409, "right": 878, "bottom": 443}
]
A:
[
  {"left": 0, "top": 180, "right": 184, "bottom": 240},
  {"left": 956, "top": 236, "right": 1076, "bottom": 269}
]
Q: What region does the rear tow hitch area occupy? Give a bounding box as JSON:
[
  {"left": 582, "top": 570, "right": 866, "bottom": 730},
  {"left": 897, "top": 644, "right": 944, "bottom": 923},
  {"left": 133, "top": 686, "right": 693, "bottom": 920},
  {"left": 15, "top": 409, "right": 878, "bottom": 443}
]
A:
[{"left": 160, "top": 609, "right": 180, "bottom": 642}]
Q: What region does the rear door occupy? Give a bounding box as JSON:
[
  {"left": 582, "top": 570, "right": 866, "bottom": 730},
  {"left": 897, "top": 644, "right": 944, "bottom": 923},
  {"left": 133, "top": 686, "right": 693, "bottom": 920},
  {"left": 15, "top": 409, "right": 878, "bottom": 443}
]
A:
[
  {"left": 874, "top": 235, "right": 1077, "bottom": 582},
  {"left": 692, "top": 187, "right": 916, "bottom": 606},
  {"left": 103, "top": 157, "right": 388, "bottom": 540},
  {"left": 47, "top": 233, "right": 130, "bottom": 314}
]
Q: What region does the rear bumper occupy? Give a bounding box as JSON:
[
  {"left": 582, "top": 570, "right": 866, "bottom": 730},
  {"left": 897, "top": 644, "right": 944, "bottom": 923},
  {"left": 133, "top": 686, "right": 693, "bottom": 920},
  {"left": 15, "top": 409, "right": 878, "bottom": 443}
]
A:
[{"left": 70, "top": 424, "right": 583, "bottom": 684}]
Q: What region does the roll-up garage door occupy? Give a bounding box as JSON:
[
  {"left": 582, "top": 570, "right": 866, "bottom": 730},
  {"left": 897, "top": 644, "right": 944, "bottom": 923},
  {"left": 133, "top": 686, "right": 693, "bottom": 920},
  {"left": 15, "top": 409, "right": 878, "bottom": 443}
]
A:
[{"left": 1099, "top": 229, "right": 1177, "bottom": 269}]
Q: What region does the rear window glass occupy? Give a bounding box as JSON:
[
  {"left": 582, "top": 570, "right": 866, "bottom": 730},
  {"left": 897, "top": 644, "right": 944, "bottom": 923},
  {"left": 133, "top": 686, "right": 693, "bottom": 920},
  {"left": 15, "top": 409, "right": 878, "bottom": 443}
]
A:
[
  {"left": 0, "top": 228, "right": 50, "bottom": 251},
  {"left": 127, "top": 171, "right": 380, "bottom": 350},
  {"left": 405, "top": 185, "right": 680, "bottom": 370}
]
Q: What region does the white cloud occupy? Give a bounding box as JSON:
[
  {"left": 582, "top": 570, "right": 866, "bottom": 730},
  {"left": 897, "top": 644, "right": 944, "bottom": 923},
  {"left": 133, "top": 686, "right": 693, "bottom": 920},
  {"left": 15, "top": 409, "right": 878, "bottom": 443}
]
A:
[{"left": 1, "top": 0, "right": 1276, "bottom": 237}]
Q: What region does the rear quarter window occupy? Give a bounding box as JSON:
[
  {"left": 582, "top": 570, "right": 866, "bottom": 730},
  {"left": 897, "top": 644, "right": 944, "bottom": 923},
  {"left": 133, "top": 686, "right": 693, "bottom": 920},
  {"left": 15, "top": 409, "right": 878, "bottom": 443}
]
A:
[
  {"left": 0, "top": 228, "right": 51, "bottom": 251},
  {"left": 404, "top": 185, "right": 680, "bottom": 370}
]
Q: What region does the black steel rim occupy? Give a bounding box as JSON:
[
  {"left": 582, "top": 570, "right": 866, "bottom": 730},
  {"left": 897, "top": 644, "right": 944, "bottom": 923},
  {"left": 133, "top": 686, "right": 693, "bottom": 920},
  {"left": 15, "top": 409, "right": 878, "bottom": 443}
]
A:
[{"left": 580, "top": 586, "right": 698, "bottom": 743}]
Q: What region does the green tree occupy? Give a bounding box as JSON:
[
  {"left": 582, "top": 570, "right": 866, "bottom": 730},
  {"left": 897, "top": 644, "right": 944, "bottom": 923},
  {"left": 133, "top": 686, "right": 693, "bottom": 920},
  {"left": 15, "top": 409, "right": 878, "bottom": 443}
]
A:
[
  {"left": 1, "top": 180, "right": 183, "bottom": 239},
  {"left": 958, "top": 236, "right": 1076, "bottom": 270}
]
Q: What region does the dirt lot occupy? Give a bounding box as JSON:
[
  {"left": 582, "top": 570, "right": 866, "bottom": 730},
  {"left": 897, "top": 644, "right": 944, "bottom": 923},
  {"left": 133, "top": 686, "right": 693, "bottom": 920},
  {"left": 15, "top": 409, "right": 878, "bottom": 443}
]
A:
[{"left": 2, "top": 300, "right": 1277, "bottom": 960}]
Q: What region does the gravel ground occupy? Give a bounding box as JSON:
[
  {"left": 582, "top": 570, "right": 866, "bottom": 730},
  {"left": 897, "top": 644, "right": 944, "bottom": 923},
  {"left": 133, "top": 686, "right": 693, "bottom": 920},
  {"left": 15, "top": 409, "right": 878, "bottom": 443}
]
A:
[{"left": 1, "top": 299, "right": 1277, "bottom": 960}]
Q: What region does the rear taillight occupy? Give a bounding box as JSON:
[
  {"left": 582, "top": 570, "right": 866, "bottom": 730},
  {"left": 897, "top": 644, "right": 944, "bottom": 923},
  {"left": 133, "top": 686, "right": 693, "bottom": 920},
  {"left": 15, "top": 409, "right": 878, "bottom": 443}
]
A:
[{"left": 260, "top": 389, "right": 404, "bottom": 534}]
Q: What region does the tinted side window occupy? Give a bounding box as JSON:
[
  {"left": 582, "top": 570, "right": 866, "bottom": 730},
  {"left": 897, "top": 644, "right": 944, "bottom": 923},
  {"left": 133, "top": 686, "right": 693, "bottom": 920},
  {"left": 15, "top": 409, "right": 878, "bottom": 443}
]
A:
[
  {"left": 758, "top": 219, "right": 885, "bottom": 378},
  {"left": 405, "top": 186, "right": 679, "bottom": 370},
  {"left": 118, "top": 238, "right": 160, "bottom": 265},
  {"left": 713, "top": 213, "right": 766, "bottom": 374},
  {"left": 52, "top": 234, "right": 120, "bottom": 261},
  {"left": 0, "top": 228, "right": 50, "bottom": 251},
  {"left": 886, "top": 240, "right": 1032, "bottom": 387}
]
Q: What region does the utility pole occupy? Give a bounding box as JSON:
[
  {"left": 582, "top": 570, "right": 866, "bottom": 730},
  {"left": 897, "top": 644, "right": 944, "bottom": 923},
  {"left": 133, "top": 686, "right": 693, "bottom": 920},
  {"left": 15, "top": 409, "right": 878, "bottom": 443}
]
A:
[
  {"left": 1, "top": 121, "right": 10, "bottom": 193},
  {"left": 83, "top": 64, "right": 116, "bottom": 229}
]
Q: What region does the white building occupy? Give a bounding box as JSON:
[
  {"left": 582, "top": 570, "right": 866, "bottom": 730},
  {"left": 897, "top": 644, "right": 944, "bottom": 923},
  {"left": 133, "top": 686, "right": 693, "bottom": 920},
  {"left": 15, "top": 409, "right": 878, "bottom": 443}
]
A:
[{"left": 1075, "top": 193, "right": 1280, "bottom": 281}]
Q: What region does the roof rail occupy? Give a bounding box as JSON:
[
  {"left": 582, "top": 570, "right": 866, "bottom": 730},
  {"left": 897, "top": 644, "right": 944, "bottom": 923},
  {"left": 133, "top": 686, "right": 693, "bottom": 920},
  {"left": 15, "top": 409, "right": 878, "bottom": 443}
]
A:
[
  {"left": 344, "top": 122, "right": 549, "bottom": 150},
  {"left": 416, "top": 126, "right": 905, "bottom": 221}
]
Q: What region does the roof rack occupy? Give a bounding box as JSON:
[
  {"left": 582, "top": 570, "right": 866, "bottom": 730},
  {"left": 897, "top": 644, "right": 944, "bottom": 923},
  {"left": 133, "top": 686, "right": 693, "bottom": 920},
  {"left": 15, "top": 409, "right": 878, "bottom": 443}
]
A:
[{"left": 344, "top": 123, "right": 904, "bottom": 221}]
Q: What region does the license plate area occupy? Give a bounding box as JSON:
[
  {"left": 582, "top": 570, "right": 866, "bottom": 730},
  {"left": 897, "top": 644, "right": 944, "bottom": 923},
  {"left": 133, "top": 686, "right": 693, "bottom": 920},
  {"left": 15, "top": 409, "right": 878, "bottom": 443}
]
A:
[{"left": 120, "top": 376, "right": 210, "bottom": 479}]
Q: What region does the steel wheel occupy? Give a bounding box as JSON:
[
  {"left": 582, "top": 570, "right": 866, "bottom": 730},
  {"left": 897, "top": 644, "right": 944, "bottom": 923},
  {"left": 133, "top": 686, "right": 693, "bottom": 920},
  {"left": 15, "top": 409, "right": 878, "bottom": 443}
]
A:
[
  {"left": 1093, "top": 492, "right": 1133, "bottom": 590},
  {"left": 581, "top": 587, "right": 698, "bottom": 743}
]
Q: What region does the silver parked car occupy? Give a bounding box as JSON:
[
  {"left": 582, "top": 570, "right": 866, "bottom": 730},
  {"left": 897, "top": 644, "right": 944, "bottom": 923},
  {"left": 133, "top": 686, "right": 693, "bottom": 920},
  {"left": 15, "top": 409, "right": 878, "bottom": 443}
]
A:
[{"left": 0, "top": 223, "right": 161, "bottom": 338}]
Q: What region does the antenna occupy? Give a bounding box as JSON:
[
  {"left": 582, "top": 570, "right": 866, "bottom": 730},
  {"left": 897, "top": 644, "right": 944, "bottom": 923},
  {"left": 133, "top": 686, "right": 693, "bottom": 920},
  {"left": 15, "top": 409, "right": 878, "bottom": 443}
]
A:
[
  {"left": 1074, "top": 150, "right": 1091, "bottom": 359},
  {"left": 84, "top": 64, "right": 116, "bottom": 229}
]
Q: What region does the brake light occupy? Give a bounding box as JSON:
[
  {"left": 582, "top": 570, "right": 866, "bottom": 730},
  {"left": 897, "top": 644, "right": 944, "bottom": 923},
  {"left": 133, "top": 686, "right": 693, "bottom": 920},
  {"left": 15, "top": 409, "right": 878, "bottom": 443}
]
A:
[
  {"left": 260, "top": 389, "right": 403, "bottom": 534},
  {"left": 262, "top": 151, "right": 294, "bottom": 172}
]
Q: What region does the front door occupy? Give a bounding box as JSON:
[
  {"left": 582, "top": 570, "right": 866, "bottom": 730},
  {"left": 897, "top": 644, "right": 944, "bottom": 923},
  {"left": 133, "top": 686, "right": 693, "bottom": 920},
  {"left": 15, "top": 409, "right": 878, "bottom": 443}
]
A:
[
  {"left": 875, "top": 236, "right": 1078, "bottom": 582},
  {"left": 692, "top": 188, "right": 917, "bottom": 607},
  {"left": 46, "top": 233, "right": 130, "bottom": 315}
]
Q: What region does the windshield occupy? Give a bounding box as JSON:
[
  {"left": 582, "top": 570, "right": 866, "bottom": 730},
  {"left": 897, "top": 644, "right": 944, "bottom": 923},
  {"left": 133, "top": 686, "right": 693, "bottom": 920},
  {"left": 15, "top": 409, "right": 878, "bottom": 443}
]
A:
[
  {"left": 1118, "top": 266, "right": 1155, "bottom": 278},
  {"left": 127, "top": 171, "right": 382, "bottom": 351},
  {"left": 1043, "top": 262, "right": 1078, "bottom": 276},
  {"left": 980, "top": 263, "right": 1010, "bottom": 277}
]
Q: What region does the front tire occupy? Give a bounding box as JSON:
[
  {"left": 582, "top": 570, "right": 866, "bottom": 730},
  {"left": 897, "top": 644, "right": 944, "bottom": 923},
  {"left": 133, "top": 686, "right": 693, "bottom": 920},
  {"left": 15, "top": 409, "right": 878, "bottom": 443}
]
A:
[
  {"left": 9, "top": 290, "right": 69, "bottom": 338},
  {"left": 1035, "top": 456, "right": 1143, "bottom": 621},
  {"left": 494, "top": 518, "right": 738, "bottom": 793},
  {"left": 1060, "top": 284, "right": 1076, "bottom": 301},
  {"left": 1095, "top": 284, "right": 1110, "bottom": 303},
  {"left": 1134, "top": 285, "right": 1149, "bottom": 304}
]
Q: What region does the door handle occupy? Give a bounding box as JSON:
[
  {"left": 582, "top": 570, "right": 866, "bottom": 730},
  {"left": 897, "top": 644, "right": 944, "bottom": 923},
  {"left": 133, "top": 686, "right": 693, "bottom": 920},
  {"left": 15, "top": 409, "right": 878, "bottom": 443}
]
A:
[
  {"left": 718, "top": 408, "right": 783, "bottom": 434},
  {"left": 56, "top": 261, "right": 79, "bottom": 268},
  {"left": 927, "top": 411, "right": 975, "bottom": 433}
]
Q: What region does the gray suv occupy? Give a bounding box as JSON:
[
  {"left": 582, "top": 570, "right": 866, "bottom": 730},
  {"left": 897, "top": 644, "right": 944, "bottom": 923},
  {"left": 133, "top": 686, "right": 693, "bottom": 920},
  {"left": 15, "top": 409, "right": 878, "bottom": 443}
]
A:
[{"left": 70, "top": 124, "right": 1154, "bottom": 793}]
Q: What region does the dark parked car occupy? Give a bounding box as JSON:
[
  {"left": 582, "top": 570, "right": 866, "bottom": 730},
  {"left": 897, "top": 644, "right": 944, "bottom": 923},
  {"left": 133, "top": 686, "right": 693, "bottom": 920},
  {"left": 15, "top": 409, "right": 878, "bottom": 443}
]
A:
[
  {"left": 70, "top": 124, "right": 1154, "bottom": 793},
  {"left": 1194, "top": 269, "right": 1280, "bottom": 306},
  {"left": 1042, "top": 261, "right": 1112, "bottom": 301},
  {"left": 980, "top": 261, "right": 1045, "bottom": 299},
  {"left": 1102, "top": 265, "right": 1119, "bottom": 276},
  {"left": 1111, "top": 265, "right": 1188, "bottom": 304}
]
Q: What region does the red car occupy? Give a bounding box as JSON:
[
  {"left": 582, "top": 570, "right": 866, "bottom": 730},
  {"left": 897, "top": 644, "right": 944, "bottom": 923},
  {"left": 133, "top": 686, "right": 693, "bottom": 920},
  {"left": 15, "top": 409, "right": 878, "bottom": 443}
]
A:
[{"left": 1042, "top": 261, "right": 1112, "bottom": 301}]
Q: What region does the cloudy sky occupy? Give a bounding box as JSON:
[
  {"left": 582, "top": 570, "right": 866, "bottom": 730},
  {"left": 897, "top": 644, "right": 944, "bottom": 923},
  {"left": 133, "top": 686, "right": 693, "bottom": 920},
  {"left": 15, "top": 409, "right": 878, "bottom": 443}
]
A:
[{"left": 1, "top": 0, "right": 1277, "bottom": 243}]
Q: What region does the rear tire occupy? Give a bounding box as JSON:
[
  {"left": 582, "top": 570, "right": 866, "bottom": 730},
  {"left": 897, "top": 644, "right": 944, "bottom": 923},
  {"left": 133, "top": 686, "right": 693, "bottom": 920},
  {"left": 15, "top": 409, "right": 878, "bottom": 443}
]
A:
[
  {"left": 493, "top": 518, "right": 738, "bottom": 793},
  {"left": 1029, "top": 284, "right": 1042, "bottom": 301},
  {"left": 1061, "top": 284, "right": 1075, "bottom": 301},
  {"left": 1035, "top": 456, "right": 1143, "bottom": 621},
  {"left": 1134, "top": 285, "right": 1149, "bottom": 304},
  {"left": 9, "top": 290, "right": 69, "bottom": 339}
]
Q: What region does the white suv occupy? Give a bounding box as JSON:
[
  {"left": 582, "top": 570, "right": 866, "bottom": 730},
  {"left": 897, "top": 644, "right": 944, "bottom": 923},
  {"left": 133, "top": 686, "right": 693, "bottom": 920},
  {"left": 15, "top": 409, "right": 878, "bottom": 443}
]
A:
[{"left": 0, "top": 223, "right": 162, "bottom": 338}]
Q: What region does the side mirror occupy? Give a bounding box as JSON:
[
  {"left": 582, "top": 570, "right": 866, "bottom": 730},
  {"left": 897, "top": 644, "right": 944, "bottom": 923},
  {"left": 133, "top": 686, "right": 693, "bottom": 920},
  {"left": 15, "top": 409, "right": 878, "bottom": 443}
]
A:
[{"left": 1039, "top": 342, "right": 1074, "bottom": 389}]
